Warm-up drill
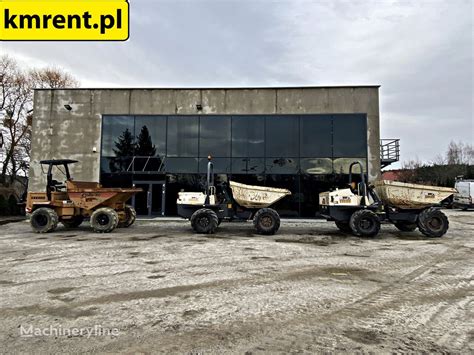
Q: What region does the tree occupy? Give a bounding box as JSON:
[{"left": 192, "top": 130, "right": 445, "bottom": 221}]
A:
[
  {"left": 0, "top": 55, "right": 79, "bottom": 187},
  {"left": 446, "top": 140, "right": 473, "bottom": 165},
  {"left": 398, "top": 141, "right": 473, "bottom": 186},
  {"left": 29, "top": 67, "right": 79, "bottom": 89},
  {"left": 111, "top": 128, "right": 135, "bottom": 172},
  {"left": 135, "top": 125, "right": 156, "bottom": 156}
]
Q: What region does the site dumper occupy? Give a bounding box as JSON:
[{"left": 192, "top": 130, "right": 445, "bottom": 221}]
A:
[
  {"left": 319, "top": 162, "right": 456, "bottom": 238},
  {"left": 26, "top": 159, "right": 141, "bottom": 233},
  {"left": 177, "top": 157, "right": 291, "bottom": 235}
]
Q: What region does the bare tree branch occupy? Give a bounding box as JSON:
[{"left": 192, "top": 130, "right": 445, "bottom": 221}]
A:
[{"left": 0, "top": 55, "right": 80, "bottom": 186}]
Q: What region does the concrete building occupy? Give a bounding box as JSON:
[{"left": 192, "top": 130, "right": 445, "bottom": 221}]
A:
[{"left": 29, "top": 86, "right": 398, "bottom": 217}]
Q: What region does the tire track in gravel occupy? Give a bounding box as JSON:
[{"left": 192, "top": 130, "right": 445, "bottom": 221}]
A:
[
  {"left": 112, "top": 244, "right": 471, "bottom": 354},
  {"left": 245, "top": 244, "right": 473, "bottom": 353}
]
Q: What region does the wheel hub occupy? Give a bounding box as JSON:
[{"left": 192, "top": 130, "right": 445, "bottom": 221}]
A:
[
  {"left": 198, "top": 217, "right": 210, "bottom": 227},
  {"left": 261, "top": 215, "right": 273, "bottom": 228},
  {"left": 427, "top": 217, "right": 442, "bottom": 231},
  {"left": 97, "top": 214, "right": 110, "bottom": 226},
  {"left": 360, "top": 218, "right": 373, "bottom": 230},
  {"left": 35, "top": 214, "right": 48, "bottom": 227}
]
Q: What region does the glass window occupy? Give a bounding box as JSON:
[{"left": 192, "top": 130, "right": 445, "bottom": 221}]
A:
[
  {"left": 300, "top": 115, "right": 332, "bottom": 157},
  {"left": 231, "top": 158, "right": 265, "bottom": 174},
  {"left": 198, "top": 158, "right": 231, "bottom": 174},
  {"left": 163, "top": 157, "right": 199, "bottom": 173},
  {"left": 199, "top": 116, "right": 231, "bottom": 157},
  {"left": 265, "top": 175, "right": 300, "bottom": 217},
  {"left": 100, "top": 173, "right": 133, "bottom": 188},
  {"left": 265, "top": 157, "right": 299, "bottom": 174},
  {"left": 100, "top": 157, "right": 114, "bottom": 174},
  {"left": 132, "top": 157, "right": 164, "bottom": 172},
  {"left": 265, "top": 116, "right": 299, "bottom": 157},
  {"left": 300, "top": 158, "right": 333, "bottom": 175},
  {"left": 167, "top": 116, "right": 199, "bottom": 157},
  {"left": 231, "top": 116, "right": 265, "bottom": 157},
  {"left": 101, "top": 156, "right": 133, "bottom": 173},
  {"left": 333, "top": 114, "right": 367, "bottom": 157},
  {"left": 135, "top": 116, "right": 166, "bottom": 156},
  {"left": 101, "top": 116, "right": 135, "bottom": 157},
  {"left": 333, "top": 158, "right": 367, "bottom": 174}
]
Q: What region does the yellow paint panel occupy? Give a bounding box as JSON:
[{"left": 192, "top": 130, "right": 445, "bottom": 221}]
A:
[{"left": 0, "top": 0, "right": 129, "bottom": 41}]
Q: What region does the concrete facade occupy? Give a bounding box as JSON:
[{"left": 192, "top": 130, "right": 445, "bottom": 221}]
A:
[{"left": 29, "top": 86, "right": 381, "bottom": 192}]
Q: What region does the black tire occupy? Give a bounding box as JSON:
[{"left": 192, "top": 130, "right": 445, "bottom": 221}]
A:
[
  {"left": 417, "top": 207, "right": 449, "bottom": 238},
  {"left": 394, "top": 221, "right": 417, "bottom": 232},
  {"left": 253, "top": 208, "right": 280, "bottom": 235},
  {"left": 91, "top": 207, "right": 119, "bottom": 233},
  {"left": 335, "top": 221, "right": 352, "bottom": 233},
  {"left": 349, "top": 209, "right": 380, "bottom": 238},
  {"left": 118, "top": 205, "right": 137, "bottom": 228},
  {"left": 30, "top": 207, "right": 59, "bottom": 233},
  {"left": 61, "top": 215, "right": 84, "bottom": 228},
  {"left": 190, "top": 208, "right": 219, "bottom": 234}
]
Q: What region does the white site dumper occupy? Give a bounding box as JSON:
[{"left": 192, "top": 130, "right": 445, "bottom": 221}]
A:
[
  {"left": 319, "top": 162, "right": 456, "bottom": 238},
  {"left": 177, "top": 157, "right": 291, "bottom": 235}
]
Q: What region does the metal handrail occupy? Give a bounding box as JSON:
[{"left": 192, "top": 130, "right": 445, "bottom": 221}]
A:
[
  {"left": 380, "top": 139, "right": 400, "bottom": 167},
  {"left": 122, "top": 156, "right": 165, "bottom": 173}
]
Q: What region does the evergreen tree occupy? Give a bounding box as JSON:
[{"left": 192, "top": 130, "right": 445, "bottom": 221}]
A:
[
  {"left": 135, "top": 125, "right": 156, "bottom": 156},
  {"left": 111, "top": 128, "right": 135, "bottom": 171}
]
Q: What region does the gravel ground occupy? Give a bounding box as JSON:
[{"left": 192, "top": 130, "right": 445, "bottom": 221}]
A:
[{"left": 0, "top": 210, "right": 472, "bottom": 354}]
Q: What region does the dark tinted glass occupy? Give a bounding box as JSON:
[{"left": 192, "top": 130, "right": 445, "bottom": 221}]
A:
[
  {"left": 163, "top": 157, "right": 199, "bottom": 173},
  {"left": 300, "top": 115, "right": 332, "bottom": 157},
  {"left": 265, "top": 115, "right": 299, "bottom": 157},
  {"left": 135, "top": 116, "right": 166, "bottom": 156},
  {"left": 231, "top": 158, "right": 265, "bottom": 174},
  {"left": 167, "top": 116, "right": 199, "bottom": 157},
  {"left": 132, "top": 157, "right": 164, "bottom": 172},
  {"left": 265, "top": 157, "right": 299, "bottom": 174},
  {"left": 102, "top": 116, "right": 134, "bottom": 157},
  {"left": 333, "top": 158, "right": 367, "bottom": 174},
  {"left": 101, "top": 156, "right": 132, "bottom": 173},
  {"left": 100, "top": 157, "right": 113, "bottom": 174},
  {"left": 231, "top": 116, "right": 265, "bottom": 157},
  {"left": 265, "top": 175, "right": 300, "bottom": 217},
  {"left": 333, "top": 114, "right": 367, "bottom": 157},
  {"left": 100, "top": 173, "right": 133, "bottom": 188},
  {"left": 300, "top": 158, "right": 333, "bottom": 174},
  {"left": 198, "top": 158, "right": 231, "bottom": 174},
  {"left": 199, "top": 116, "right": 231, "bottom": 157}
]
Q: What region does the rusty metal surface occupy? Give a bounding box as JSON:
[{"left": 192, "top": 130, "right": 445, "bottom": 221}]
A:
[{"left": 27, "top": 181, "right": 141, "bottom": 211}]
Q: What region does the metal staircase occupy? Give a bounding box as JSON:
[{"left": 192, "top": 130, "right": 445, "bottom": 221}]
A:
[{"left": 380, "top": 139, "right": 400, "bottom": 168}]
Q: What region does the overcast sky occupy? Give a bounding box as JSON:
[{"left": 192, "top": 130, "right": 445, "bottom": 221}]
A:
[{"left": 1, "top": 0, "right": 472, "bottom": 167}]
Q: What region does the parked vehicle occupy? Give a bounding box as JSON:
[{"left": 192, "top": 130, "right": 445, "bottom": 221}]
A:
[
  {"left": 319, "top": 162, "right": 456, "bottom": 238},
  {"left": 26, "top": 159, "right": 141, "bottom": 233},
  {"left": 177, "top": 157, "right": 291, "bottom": 235},
  {"left": 453, "top": 178, "right": 474, "bottom": 210}
]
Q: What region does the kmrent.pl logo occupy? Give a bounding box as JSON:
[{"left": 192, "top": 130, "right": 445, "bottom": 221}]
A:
[
  {"left": 0, "top": 0, "right": 129, "bottom": 41},
  {"left": 20, "top": 324, "right": 120, "bottom": 338}
]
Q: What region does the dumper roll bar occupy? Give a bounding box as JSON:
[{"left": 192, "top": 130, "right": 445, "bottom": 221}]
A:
[
  {"left": 40, "top": 159, "right": 78, "bottom": 199},
  {"left": 348, "top": 161, "right": 382, "bottom": 207},
  {"left": 348, "top": 161, "right": 367, "bottom": 197},
  {"left": 205, "top": 156, "right": 214, "bottom": 205}
]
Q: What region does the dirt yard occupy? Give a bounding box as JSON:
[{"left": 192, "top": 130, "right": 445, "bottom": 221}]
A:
[{"left": 0, "top": 210, "right": 472, "bottom": 353}]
